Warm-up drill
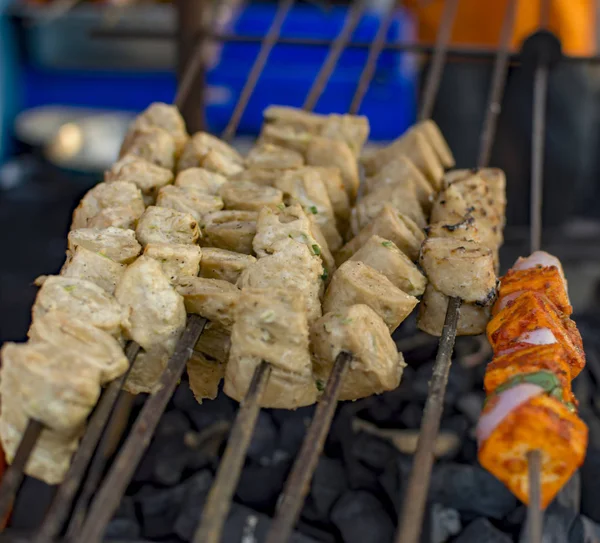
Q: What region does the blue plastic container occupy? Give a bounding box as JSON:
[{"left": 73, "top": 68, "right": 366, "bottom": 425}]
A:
[{"left": 20, "top": 3, "right": 417, "bottom": 140}]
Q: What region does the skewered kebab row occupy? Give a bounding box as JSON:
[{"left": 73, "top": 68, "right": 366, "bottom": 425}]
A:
[
  {"left": 0, "top": 103, "right": 190, "bottom": 483},
  {"left": 417, "top": 168, "right": 507, "bottom": 337},
  {"left": 476, "top": 252, "right": 588, "bottom": 508}
]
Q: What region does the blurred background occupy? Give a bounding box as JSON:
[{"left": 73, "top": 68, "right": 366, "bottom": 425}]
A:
[{"left": 1, "top": 0, "right": 600, "bottom": 343}]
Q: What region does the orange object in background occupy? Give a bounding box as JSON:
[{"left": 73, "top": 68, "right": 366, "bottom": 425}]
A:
[
  {"left": 478, "top": 393, "right": 588, "bottom": 508},
  {"left": 404, "top": 0, "right": 596, "bottom": 57}
]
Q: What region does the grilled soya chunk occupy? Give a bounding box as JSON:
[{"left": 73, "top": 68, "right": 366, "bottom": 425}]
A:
[
  {"left": 238, "top": 238, "right": 324, "bottom": 325},
  {"left": 350, "top": 179, "right": 427, "bottom": 234},
  {"left": 199, "top": 248, "right": 257, "bottom": 284},
  {"left": 420, "top": 238, "right": 497, "bottom": 305},
  {"left": 105, "top": 154, "right": 174, "bottom": 205},
  {"left": 258, "top": 123, "right": 312, "bottom": 155},
  {"left": 28, "top": 310, "right": 128, "bottom": 384},
  {"left": 143, "top": 243, "right": 202, "bottom": 282},
  {"left": 220, "top": 181, "right": 284, "bottom": 212},
  {"left": 263, "top": 106, "right": 369, "bottom": 156},
  {"left": 176, "top": 277, "right": 240, "bottom": 330},
  {"left": 177, "top": 132, "right": 244, "bottom": 176},
  {"left": 245, "top": 142, "right": 305, "bottom": 170},
  {"left": 361, "top": 125, "right": 444, "bottom": 188},
  {"left": 276, "top": 169, "right": 342, "bottom": 251},
  {"left": 33, "top": 276, "right": 125, "bottom": 338},
  {"left": 136, "top": 206, "right": 200, "bottom": 246},
  {"left": 336, "top": 205, "right": 424, "bottom": 264},
  {"left": 365, "top": 155, "right": 435, "bottom": 213},
  {"left": 306, "top": 166, "right": 350, "bottom": 232},
  {"left": 71, "top": 181, "right": 145, "bottom": 231},
  {"left": 119, "top": 126, "right": 177, "bottom": 171},
  {"left": 229, "top": 167, "right": 281, "bottom": 188},
  {"left": 201, "top": 210, "right": 258, "bottom": 255},
  {"left": 60, "top": 246, "right": 126, "bottom": 295},
  {"left": 68, "top": 227, "right": 142, "bottom": 264},
  {"left": 417, "top": 284, "right": 490, "bottom": 336},
  {"left": 115, "top": 257, "right": 186, "bottom": 394},
  {"left": 0, "top": 342, "right": 101, "bottom": 433},
  {"left": 174, "top": 167, "right": 228, "bottom": 195},
  {"left": 188, "top": 322, "right": 230, "bottom": 401},
  {"left": 444, "top": 168, "right": 506, "bottom": 219},
  {"left": 225, "top": 288, "right": 317, "bottom": 408},
  {"left": 156, "top": 185, "right": 224, "bottom": 222},
  {"left": 306, "top": 136, "right": 359, "bottom": 202},
  {"left": 425, "top": 217, "right": 483, "bottom": 244},
  {"left": 323, "top": 261, "right": 418, "bottom": 333},
  {"left": 349, "top": 235, "right": 426, "bottom": 297},
  {"left": 121, "top": 102, "right": 188, "bottom": 156},
  {"left": 311, "top": 305, "right": 406, "bottom": 400}
]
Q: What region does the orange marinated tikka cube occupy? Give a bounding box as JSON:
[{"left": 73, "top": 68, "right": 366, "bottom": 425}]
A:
[
  {"left": 478, "top": 393, "right": 587, "bottom": 508},
  {"left": 484, "top": 343, "right": 576, "bottom": 407},
  {"left": 487, "top": 291, "right": 585, "bottom": 378},
  {"left": 492, "top": 265, "right": 571, "bottom": 317}
]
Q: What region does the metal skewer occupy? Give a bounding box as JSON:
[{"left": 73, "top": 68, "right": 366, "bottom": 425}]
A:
[
  {"left": 76, "top": 315, "right": 207, "bottom": 543},
  {"left": 222, "top": 0, "right": 295, "bottom": 142},
  {"left": 396, "top": 0, "right": 517, "bottom": 539}
]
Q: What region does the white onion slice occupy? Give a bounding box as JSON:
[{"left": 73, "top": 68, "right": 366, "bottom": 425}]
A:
[
  {"left": 476, "top": 383, "right": 544, "bottom": 445},
  {"left": 496, "top": 291, "right": 521, "bottom": 312},
  {"left": 517, "top": 328, "right": 557, "bottom": 345},
  {"left": 513, "top": 251, "right": 566, "bottom": 283}
]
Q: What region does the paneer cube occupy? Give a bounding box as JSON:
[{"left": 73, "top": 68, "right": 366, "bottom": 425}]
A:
[
  {"left": 177, "top": 132, "right": 244, "bottom": 175},
  {"left": 201, "top": 210, "right": 258, "bottom": 255},
  {"left": 60, "top": 246, "right": 126, "bottom": 295},
  {"left": 68, "top": 227, "right": 141, "bottom": 264},
  {"left": 119, "top": 126, "right": 177, "bottom": 171},
  {"left": 175, "top": 167, "right": 228, "bottom": 195},
  {"left": 199, "top": 248, "right": 257, "bottom": 284},
  {"left": 245, "top": 143, "right": 304, "bottom": 170},
  {"left": 220, "top": 181, "right": 283, "bottom": 212},
  {"left": 156, "top": 184, "right": 224, "bottom": 222},
  {"left": 143, "top": 242, "right": 202, "bottom": 282}
]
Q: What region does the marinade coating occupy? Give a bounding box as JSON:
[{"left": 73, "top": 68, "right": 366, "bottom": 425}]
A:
[{"left": 136, "top": 205, "right": 200, "bottom": 246}]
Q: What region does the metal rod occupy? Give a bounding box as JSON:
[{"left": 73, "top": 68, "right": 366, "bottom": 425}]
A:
[
  {"left": 395, "top": 296, "right": 461, "bottom": 543},
  {"left": 530, "top": 63, "right": 548, "bottom": 254},
  {"left": 477, "top": 0, "right": 518, "bottom": 167},
  {"left": 265, "top": 351, "right": 351, "bottom": 543},
  {"left": 192, "top": 361, "right": 272, "bottom": 543},
  {"left": 349, "top": 1, "right": 398, "bottom": 115},
  {"left": 33, "top": 343, "right": 140, "bottom": 542},
  {"left": 222, "top": 0, "right": 295, "bottom": 141},
  {"left": 76, "top": 315, "right": 207, "bottom": 543},
  {"left": 527, "top": 450, "right": 543, "bottom": 543},
  {"left": 303, "top": 0, "right": 367, "bottom": 111},
  {"left": 418, "top": 0, "right": 460, "bottom": 120},
  {"left": 0, "top": 421, "right": 44, "bottom": 527}
]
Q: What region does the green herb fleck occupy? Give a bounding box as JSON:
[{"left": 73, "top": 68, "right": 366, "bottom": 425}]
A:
[
  {"left": 309, "top": 206, "right": 318, "bottom": 215},
  {"left": 260, "top": 310, "right": 276, "bottom": 323},
  {"left": 316, "top": 380, "right": 325, "bottom": 392},
  {"left": 340, "top": 317, "right": 353, "bottom": 325},
  {"left": 321, "top": 268, "right": 329, "bottom": 282},
  {"left": 63, "top": 285, "right": 76, "bottom": 292},
  {"left": 277, "top": 203, "right": 286, "bottom": 211},
  {"left": 381, "top": 241, "right": 394, "bottom": 248},
  {"left": 312, "top": 244, "right": 321, "bottom": 256}
]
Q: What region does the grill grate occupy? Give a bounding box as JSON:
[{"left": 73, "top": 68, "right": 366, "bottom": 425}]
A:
[{"left": 0, "top": 0, "right": 580, "bottom": 541}]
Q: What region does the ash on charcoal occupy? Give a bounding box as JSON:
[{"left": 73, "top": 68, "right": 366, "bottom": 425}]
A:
[
  {"left": 423, "top": 502, "right": 462, "bottom": 543},
  {"left": 301, "top": 457, "right": 348, "bottom": 523},
  {"left": 221, "top": 503, "right": 317, "bottom": 543},
  {"left": 429, "top": 463, "right": 516, "bottom": 520},
  {"left": 570, "top": 515, "right": 600, "bottom": 543},
  {"left": 137, "top": 471, "right": 211, "bottom": 540},
  {"left": 454, "top": 518, "right": 512, "bottom": 543},
  {"left": 581, "top": 449, "right": 600, "bottom": 522},
  {"left": 330, "top": 490, "right": 394, "bottom": 543},
  {"left": 173, "top": 470, "right": 213, "bottom": 540},
  {"left": 247, "top": 411, "right": 278, "bottom": 463}
]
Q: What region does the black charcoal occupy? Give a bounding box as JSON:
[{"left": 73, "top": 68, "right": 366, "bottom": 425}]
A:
[
  {"left": 247, "top": 411, "right": 278, "bottom": 463},
  {"left": 173, "top": 470, "right": 213, "bottom": 540},
  {"left": 455, "top": 518, "right": 512, "bottom": 543},
  {"left": 104, "top": 518, "right": 141, "bottom": 540},
  {"left": 424, "top": 502, "right": 462, "bottom": 543},
  {"left": 456, "top": 392, "right": 484, "bottom": 424},
  {"left": 582, "top": 450, "right": 600, "bottom": 522},
  {"left": 302, "top": 457, "right": 348, "bottom": 523},
  {"left": 330, "top": 491, "right": 394, "bottom": 543},
  {"left": 430, "top": 463, "right": 516, "bottom": 519}
]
